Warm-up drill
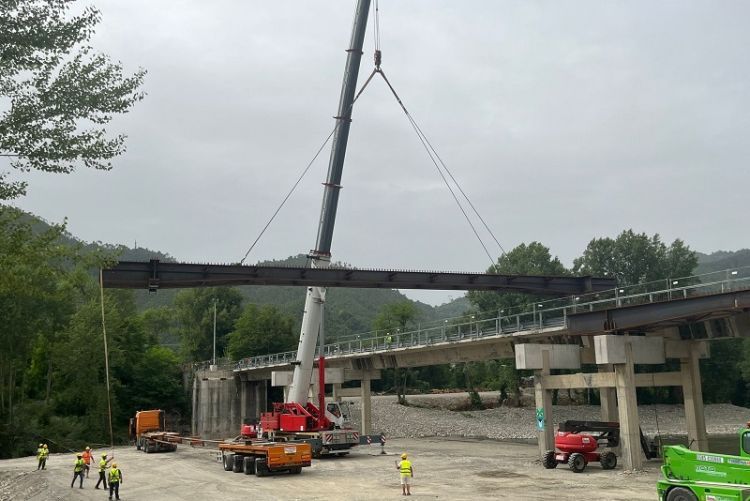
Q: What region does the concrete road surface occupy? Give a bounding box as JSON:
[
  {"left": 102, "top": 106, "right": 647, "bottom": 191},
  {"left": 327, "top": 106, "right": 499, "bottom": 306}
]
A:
[{"left": 0, "top": 437, "right": 659, "bottom": 500}]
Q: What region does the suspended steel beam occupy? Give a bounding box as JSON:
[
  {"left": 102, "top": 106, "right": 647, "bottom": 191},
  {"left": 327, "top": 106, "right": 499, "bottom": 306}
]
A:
[{"left": 102, "top": 259, "right": 615, "bottom": 295}]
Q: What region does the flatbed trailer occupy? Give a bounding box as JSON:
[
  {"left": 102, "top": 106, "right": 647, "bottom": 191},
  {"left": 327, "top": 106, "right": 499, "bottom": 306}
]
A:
[{"left": 219, "top": 441, "right": 312, "bottom": 477}]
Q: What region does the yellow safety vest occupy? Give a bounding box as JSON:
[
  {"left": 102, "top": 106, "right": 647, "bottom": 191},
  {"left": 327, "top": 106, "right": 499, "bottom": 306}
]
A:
[
  {"left": 37, "top": 448, "right": 44, "bottom": 459},
  {"left": 399, "top": 459, "right": 412, "bottom": 476},
  {"left": 42, "top": 448, "right": 49, "bottom": 458},
  {"left": 109, "top": 467, "right": 121, "bottom": 483},
  {"left": 74, "top": 459, "right": 84, "bottom": 472},
  {"left": 99, "top": 459, "right": 108, "bottom": 472}
]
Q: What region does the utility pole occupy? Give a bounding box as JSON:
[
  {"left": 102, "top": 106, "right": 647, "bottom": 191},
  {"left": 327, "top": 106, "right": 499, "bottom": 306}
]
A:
[{"left": 211, "top": 299, "right": 217, "bottom": 370}]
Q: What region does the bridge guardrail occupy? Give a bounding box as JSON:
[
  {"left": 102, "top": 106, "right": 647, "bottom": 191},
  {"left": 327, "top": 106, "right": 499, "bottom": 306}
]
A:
[{"left": 232, "top": 268, "right": 750, "bottom": 371}]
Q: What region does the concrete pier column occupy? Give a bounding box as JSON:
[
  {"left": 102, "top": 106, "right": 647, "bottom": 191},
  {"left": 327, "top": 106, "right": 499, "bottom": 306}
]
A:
[
  {"left": 599, "top": 364, "right": 618, "bottom": 422},
  {"left": 533, "top": 350, "right": 553, "bottom": 457},
  {"left": 195, "top": 373, "right": 200, "bottom": 436},
  {"left": 332, "top": 383, "right": 342, "bottom": 402},
  {"left": 361, "top": 377, "right": 372, "bottom": 435},
  {"left": 614, "top": 341, "right": 642, "bottom": 470},
  {"left": 681, "top": 342, "right": 708, "bottom": 451},
  {"left": 255, "top": 380, "right": 267, "bottom": 415}
]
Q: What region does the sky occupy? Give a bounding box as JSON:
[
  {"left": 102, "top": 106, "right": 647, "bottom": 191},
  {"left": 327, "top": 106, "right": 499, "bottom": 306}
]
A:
[{"left": 8, "top": 0, "right": 750, "bottom": 305}]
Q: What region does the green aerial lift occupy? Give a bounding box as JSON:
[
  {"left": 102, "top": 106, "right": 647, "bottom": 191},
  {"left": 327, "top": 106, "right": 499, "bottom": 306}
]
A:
[{"left": 657, "top": 424, "right": 750, "bottom": 501}]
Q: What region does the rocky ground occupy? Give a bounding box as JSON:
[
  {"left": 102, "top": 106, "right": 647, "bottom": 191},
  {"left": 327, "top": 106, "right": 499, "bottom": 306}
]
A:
[
  {"left": 2, "top": 394, "right": 748, "bottom": 500},
  {"left": 347, "top": 392, "right": 750, "bottom": 440}
]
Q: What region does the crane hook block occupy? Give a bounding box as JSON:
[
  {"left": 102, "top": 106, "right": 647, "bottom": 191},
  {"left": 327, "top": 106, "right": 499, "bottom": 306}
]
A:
[{"left": 374, "top": 50, "right": 382, "bottom": 69}]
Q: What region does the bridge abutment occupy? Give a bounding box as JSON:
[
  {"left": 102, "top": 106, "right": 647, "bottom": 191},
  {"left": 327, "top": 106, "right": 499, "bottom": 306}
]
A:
[{"left": 191, "top": 369, "right": 267, "bottom": 439}]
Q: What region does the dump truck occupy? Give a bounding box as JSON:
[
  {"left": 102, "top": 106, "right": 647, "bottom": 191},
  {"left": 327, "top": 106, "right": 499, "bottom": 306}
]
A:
[
  {"left": 219, "top": 425, "right": 312, "bottom": 476},
  {"left": 129, "top": 409, "right": 178, "bottom": 453},
  {"left": 657, "top": 424, "right": 750, "bottom": 501}
]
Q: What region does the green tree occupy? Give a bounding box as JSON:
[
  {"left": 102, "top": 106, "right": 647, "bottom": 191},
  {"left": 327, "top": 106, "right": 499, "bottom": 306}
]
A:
[
  {"left": 372, "top": 302, "right": 420, "bottom": 404},
  {"left": 226, "top": 304, "right": 296, "bottom": 359},
  {"left": 573, "top": 230, "right": 698, "bottom": 286},
  {"left": 468, "top": 242, "right": 569, "bottom": 317},
  {"left": 173, "top": 287, "right": 243, "bottom": 362},
  {"left": 0, "top": 0, "right": 146, "bottom": 199}
]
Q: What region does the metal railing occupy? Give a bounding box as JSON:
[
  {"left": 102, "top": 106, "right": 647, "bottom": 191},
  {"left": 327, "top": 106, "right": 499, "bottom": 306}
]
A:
[{"left": 232, "top": 266, "right": 750, "bottom": 371}]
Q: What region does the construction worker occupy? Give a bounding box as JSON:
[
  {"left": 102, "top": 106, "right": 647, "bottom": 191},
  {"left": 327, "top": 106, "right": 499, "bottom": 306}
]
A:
[
  {"left": 36, "top": 444, "right": 44, "bottom": 470},
  {"left": 395, "top": 452, "right": 414, "bottom": 496},
  {"left": 96, "top": 453, "right": 112, "bottom": 490},
  {"left": 81, "top": 446, "right": 93, "bottom": 477},
  {"left": 108, "top": 462, "right": 123, "bottom": 500},
  {"left": 40, "top": 444, "right": 49, "bottom": 470},
  {"left": 71, "top": 453, "right": 85, "bottom": 489}
]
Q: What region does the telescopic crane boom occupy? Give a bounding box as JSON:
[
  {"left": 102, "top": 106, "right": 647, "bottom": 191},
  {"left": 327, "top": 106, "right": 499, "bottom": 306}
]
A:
[{"left": 287, "top": 0, "right": 371, "bottom": 408}]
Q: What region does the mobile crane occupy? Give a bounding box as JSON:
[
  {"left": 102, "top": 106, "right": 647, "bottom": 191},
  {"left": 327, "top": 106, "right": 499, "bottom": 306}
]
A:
[
  {"left": 657, "top": 423, "right": 750, "bottom": 501},
  {"left": 257, "top": 0, "right": 373, "bottom": 458}
]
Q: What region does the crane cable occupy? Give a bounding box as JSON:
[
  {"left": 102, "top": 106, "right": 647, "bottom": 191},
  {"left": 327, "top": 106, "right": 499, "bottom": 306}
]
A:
[
  {"left": 98, "top": 269, "right": 115, "bottom": 455},
  {"left": 238, "top": 44, "right": 383, "bottom": 265},
  {"left": 366, "top": 3, "right": 505, "bottom": 265}
]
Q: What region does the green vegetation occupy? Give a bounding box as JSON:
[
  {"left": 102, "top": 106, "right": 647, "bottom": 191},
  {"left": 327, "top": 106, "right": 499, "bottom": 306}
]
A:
[
  {"left": 5, "top": 205, "right": 750, "bottom": 459},
  {"left": 0, "top": 0, "right": 146, "bottom": 200}
]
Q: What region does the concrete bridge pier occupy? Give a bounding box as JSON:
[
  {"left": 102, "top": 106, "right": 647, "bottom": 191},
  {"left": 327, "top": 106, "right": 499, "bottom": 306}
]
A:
[
  {"left": 192, "top": 369, "right": 267, "bottom": 439},
  {"left": 681, "top": 341, "right": 708, "bottom": 451}
]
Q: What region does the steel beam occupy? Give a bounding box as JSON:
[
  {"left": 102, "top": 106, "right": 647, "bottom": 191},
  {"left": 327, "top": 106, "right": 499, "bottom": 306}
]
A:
[
  {"left": 102, "top": 260, "right": 615, "bottom": 295},
  {"left": 567, "top": 289, "right": 750, "bottom": 335}
]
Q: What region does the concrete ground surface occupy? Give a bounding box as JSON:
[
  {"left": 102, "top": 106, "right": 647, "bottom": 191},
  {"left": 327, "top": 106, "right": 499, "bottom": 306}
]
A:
[{"left": 0, "top": 437, "right": 660, "bottom": 501}]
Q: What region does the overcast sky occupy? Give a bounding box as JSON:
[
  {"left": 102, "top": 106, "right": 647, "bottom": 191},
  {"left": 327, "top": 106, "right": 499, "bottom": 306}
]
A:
[{"left": 8, "top": 1, "right": 750, "bottom": 305}]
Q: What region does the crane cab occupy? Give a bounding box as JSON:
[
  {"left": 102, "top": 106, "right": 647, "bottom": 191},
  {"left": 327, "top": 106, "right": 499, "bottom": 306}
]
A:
[{"left": 325, "top": 401, "right": 353, "bottom": 429}]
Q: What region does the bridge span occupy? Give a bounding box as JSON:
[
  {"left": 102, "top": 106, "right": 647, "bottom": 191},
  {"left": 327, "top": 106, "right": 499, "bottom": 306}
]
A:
[{"left": 194, "top": 268, "right": 750, "bottom": 471}]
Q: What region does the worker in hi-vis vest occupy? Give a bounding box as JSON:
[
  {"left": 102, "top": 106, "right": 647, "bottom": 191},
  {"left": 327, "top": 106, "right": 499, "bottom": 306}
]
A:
[
  {"left": 108, "top": 462, "right": 123, "bottom": 500},
  {"left": 71, "top": 453, "right": 85, "bottom": 489},
  {"left": 395, "top": 452, "right": 414, "bottom": 496},
  {"left": 96, "top": 453, "right": 113, "bottom": 490}
]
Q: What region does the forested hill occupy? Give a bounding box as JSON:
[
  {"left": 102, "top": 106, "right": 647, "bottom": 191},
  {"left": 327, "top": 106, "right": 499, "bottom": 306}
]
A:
[
  {"left": 696, "top": 249, "right": 750, "bottom": 276},
  {"left": 25, "top": 211, "right": 471, "bottom": 340}
]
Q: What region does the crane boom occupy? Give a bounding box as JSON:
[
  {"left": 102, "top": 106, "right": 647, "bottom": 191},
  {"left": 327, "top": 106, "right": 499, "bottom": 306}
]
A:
[{"left": 287, "top": 0, "right": 371, "bottom": 405}]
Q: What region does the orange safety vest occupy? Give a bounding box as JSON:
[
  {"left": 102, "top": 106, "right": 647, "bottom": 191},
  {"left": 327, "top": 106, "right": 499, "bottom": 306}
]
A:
[{"left": 82, "top": 450, "right": 93, "bottom": 464}]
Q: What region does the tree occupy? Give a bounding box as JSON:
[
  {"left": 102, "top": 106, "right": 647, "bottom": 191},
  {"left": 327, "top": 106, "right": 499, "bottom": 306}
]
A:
[
  {"left": 173, "top": 287, "right": 243, "bottom": 362},
  {"left": 226, "top": 304, "right": 296, "bottom": 359},
  {"left": 466, "top": 242, "right": 567, "bottom": 404},
  {"left": 468, "top": 242, "right": 569, "bottom": 317},
  {"left": 0, "top": 0, "right": 146, "bottom": 199},
  {"left": 573, "top": 230, "right": 698, "bottom": 286},
  {"left": 372, "top": 302, "right": 419, "bottom": 404}
]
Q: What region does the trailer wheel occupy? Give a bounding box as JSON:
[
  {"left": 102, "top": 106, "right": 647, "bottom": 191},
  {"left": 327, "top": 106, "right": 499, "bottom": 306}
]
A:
[
  {"left": 243, "top": 456, "right": 256, "bottom": 475},
  {"left": 233, "top": 454, "right": 244, "bottom": 473},
  {"left": 542, "top": 450, "right": 557, "bottom": 469},
  {"left": 223, "top": 454, "right": 234, "bottom": 471},
  {"left": 255, "top": 458, "right": 269, "bottom": 477},
  {"left": 143, "top": 440, "right": 151, "bottom": 454},
  {"left": 600, "top": 451, "right": 617, "bottom": 470},
  {"left": 290, "top": 466, "right": 302, "bottom": 474},
  {"left": 568, "top": 452, "right": 586, "bottom": 473},
  {"left": 666, "top": 487, "right": 698, "bottom": 501}
]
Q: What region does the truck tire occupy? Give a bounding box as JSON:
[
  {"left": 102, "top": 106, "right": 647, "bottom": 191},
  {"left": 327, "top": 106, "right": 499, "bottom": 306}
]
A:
[
  {"left": 568, "top": 452, "right": 586, "bottom": 473},
  {"left": 144, "top": 440, "right": 151, "bottom": 454},
  {"left": 542, "top": 450, "right": 557, "bottom": 469},
  {"left": 243, "top": 456, "right": 256, "bottom": 475},
  {"left": 255, "top": 457, "right": 269, "bottom": 477},
  {"left": 290, "top": 466, "right": 302, "bottom": 474},
  {"left": 136, "top": 439, "right": 141, "bottom": 451},
  {"left": 233, "top": 454, "right": 244, "bottom": 473},
  {"left": 223, "top": 454, "right": 234, "bottom": 471},
  {"left": 666, "top": 487, "right": 698, "bottom": 501},
  {"left": 600, "top": 451, "right": 617, "bottom": 470}
]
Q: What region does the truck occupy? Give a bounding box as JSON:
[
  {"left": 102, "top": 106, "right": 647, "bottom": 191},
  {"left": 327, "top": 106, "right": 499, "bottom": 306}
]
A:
[
  {"left": 219, "top": 425, "right": 312, "bottom": 476},
  {"left": 129, "top": 409, "right": 178, "bottom": 453},
  {"left": 657, "top": 424, "right": 750, "bottom": 501},
  {"left": 255, "top": 0, "right": 375, "bottom": 458},
  {"left": 259, "top": 400, "right": 361, "bottom": 457}
]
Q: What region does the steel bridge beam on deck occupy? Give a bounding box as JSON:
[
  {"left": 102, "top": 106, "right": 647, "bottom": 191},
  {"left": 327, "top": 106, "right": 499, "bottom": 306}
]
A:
[
  {"left": 102, "top": 260, "right": 615, "bottom": 295},
  {"left": 567, "top": 289, "right": 750, "bottom": 335}
]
